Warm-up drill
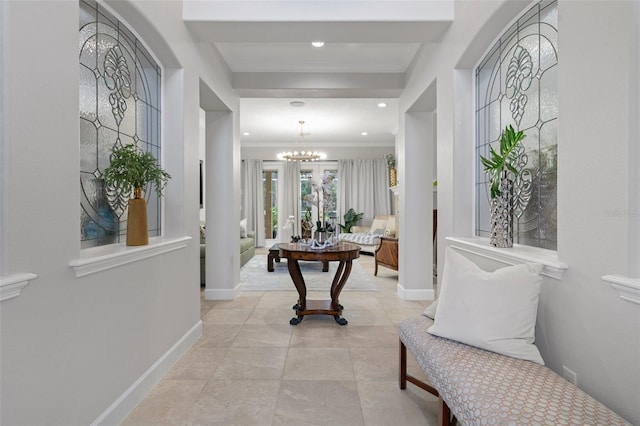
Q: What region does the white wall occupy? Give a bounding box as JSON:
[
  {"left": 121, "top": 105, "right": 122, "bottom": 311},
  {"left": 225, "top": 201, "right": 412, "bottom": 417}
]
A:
[
  {"left": 0, "top": 0, "right": 238, "bottom": 424},
  {"left": 199, "top": 108, "right": 206, "bottom": 223},
  {"left": 399, "top": 0, "right": 639, "bottom": 423}
]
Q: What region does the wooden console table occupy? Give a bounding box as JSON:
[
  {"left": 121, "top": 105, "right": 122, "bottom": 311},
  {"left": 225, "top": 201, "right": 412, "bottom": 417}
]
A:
[
  {"left": 268, "top": 243, "right": 328, "bottom": 272},
  {"left": 278, "top": 242, "right": 361, "bottom": 325}
]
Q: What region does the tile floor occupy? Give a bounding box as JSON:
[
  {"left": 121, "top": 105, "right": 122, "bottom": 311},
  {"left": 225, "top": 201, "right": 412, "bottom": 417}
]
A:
[{"left": 122, "top": 249, "right": 439, "bottom": 426}]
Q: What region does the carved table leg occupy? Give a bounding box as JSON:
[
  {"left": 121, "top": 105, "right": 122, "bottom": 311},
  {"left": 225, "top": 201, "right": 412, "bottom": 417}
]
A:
[
  {"left": 330, "top": 260, "right": 353, "bottom": 325},
  {"left": 288, "top": 259, "right": 307, "bottom": 325}
]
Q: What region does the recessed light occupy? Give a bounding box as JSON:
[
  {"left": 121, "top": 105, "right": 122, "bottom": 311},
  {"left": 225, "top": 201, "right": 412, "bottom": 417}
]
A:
[
  {"left": 243, "top": 132, "right": 250, "bottom": 136},
  {"left": 289, "top": 101, "right": 306, "bottom": 108},
  {"left": 361, "top": 132, "right": 368, "bottom": 136},
  {"left": 311, "top": 41, "right": 325, "bottom": 48},
  {"left": 377, "top": 102, "right": 388, "bottom": 108}
]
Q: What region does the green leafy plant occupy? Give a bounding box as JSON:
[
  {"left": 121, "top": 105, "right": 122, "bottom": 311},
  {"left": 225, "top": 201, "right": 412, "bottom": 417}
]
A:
[
  {"left": 101, "top": 144, "right": 171, "bottom": 198},
  {"left": 480, "top": 125, "right": 526, "bottom": 199},
  {"left": 385, "top": 154, "right": 395, "bottom": 168},
  {"left": 339, "top": 208, "right": 364, "bottom": 233}
]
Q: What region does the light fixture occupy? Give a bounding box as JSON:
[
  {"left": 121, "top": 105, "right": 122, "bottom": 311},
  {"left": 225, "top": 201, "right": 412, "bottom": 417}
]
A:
[
  {"left": 361, "top": 132, "right": 368, "bottom": 136},
  {"left": 243, "top": 132, "right": 250, "bottom": 136},
  {"left": 277, "top": 120, "right": 327, "bottom": 162},
  {"left": 311, "top": 41, "right": 325, "bottom": 48},
  {"left": 377, "top": 102, "right": 388, "bottom": 108}
]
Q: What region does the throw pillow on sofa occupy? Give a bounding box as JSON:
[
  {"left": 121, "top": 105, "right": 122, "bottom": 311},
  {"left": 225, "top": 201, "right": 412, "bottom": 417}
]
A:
[{"left": 240, "top": 218, "right": 247, "bottom": 238}]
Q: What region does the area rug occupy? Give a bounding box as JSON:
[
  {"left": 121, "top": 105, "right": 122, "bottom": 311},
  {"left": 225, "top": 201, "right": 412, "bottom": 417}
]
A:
[{"left": 240, "top": 254, "right": 378, "bottom": 291}]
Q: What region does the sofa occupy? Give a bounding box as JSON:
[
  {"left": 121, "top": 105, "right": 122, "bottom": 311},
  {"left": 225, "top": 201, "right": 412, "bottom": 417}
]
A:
[
  {"left": 200, "top": 224, "right": 255, "bottom": 285},
  {"left": 240, "top": 231, "right": 256, "bottom": 266},
  {"left": 338, "top": 215, "right": 396, "bottom": 254}
]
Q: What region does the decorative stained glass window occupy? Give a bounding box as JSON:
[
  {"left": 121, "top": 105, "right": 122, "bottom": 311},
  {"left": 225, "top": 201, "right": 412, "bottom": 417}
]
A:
[
  {"left": 475, "top": 0, "right": 558, "bottom": 250},
  {"left": 79, "top": 0, "right": 161, "bottom": 248}
]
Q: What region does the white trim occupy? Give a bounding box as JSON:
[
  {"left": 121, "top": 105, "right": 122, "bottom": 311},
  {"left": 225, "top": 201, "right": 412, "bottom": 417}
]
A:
[
  {"left": 602, "top": 275, "right": 640, "bottom": 305},
  {"left": 204, "top": 282, "right": 243, "bottom": 300},
  {"left": 91, "top": 320, "right": 203, "bottom": 426},
  {"left": 446, "top": 237, "right": 568, "bottom": 280},
  {"left": 0, "top": 273, "right": 38, "bottom": 301},
  {"left": 397, "top": 282, "right": 435, "bottom": 301},
  {"left": 70, "top": 236, "right": 191, "bottom": 277}
]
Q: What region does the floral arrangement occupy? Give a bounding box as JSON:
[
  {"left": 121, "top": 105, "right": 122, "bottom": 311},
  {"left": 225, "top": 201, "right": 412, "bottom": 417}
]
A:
[{"left": 303, "top": 171, "right": 336, "bottom": 232}]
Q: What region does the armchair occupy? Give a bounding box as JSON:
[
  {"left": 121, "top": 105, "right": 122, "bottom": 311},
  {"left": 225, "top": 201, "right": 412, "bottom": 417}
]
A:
[{"left": 374, "top": 236, "right": 398, "bottom": 276}]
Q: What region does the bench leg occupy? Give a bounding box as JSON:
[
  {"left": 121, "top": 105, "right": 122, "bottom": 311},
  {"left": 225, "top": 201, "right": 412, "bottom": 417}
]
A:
[
  {"left": 399, "top": 339, "right": 439, "bottom": 395},
  {"left": 400, "top": 339, "right": 407, "bottom": 389},
  {"left": 439, "top": 396, "right": 451, "bottom": 426}
]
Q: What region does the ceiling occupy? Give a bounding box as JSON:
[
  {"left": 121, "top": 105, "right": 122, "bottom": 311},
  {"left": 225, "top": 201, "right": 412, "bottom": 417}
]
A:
[{"left": 184, "top": 1, "right": 454, "bottom": 150}]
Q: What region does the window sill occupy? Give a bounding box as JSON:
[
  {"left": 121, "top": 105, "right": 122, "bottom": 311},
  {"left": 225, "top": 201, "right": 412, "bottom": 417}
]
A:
[
  {"left": 446, "top": 237, "right": 568, "bottom": 280},
  {"left": 70, "top": 236, "right": 192, "bottom": 277},
  {"left": 1, "top": 273, "right": 38, "bottom": 302},
  {"left": 601, "top": 275, "right": 640, "bottom": 305}
]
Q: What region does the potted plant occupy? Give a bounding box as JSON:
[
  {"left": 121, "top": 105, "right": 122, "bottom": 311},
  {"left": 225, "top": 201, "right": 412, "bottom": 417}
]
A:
[
  {"left": 479, "top": 124, "right": 526, "bottom": 247},
  {"left": 100, "top": 144, "right": 171, "bottom": 246},
  {"left": 385, "top": 154, "right": 397, "bottom": 187},
  {"left": 338, "top": 208, "right": 364, "bottom": 233}
]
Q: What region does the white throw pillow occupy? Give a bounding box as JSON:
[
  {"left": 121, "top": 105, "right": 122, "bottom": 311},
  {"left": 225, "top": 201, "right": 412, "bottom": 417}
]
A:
[
  {"left": 240, "top": 218, "right": 247, "bottom": 238},
  {"left": 371, "top": 228, "right": 385, "bottom": 236},
  {"left": 369, "top": 218, "right": 387, "bottom": 233},
  {"left": 422, "top": 299, "right": 438, "bottom": 320},
  {"left": 428, "top": 247, "right": 545, "bottom": 365}
]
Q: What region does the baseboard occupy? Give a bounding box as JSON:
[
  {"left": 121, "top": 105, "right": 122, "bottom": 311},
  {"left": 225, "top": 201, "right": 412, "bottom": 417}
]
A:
[
  {"left": 204, "top": 282, "right": 242, "bottom": 300},
  {"left": 397, "top": 283, "right": 435, "bottom": 300},
  {"left": 91, "top": 320, "right": 203, "bottom": 426}
]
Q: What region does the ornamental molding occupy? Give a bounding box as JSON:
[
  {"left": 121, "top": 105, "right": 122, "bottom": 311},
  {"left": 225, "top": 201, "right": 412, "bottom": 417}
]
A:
[
  {"left": 1, "top": 273, "right": 38, "bottom": 302},
  {"left": 601, "top": 275, "right": 640, "bottom": 305}
]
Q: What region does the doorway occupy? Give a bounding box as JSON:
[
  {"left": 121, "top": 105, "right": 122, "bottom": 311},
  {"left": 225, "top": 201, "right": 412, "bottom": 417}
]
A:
[{"left": 263, "top": 170, "right": 278, "bottom": 243}]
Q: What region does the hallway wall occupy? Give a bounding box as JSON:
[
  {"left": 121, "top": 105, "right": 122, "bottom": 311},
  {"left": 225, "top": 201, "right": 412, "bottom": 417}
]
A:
[
  {"left": 399, "top": 0, "right": 640, "bottom": 423},
  {"left": 0, "top": 1, "right": 237, "bottom": 424}
]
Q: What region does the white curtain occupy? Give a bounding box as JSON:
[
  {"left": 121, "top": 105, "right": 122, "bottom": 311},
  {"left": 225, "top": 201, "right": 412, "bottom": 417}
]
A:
[
  {"left": 242, "top": 159, "right": 265, "bottom": 247},
  {"left": 279, "top": 161, "right": 301, "bottom": 243},
  {"left": 337, "top": 158, "right": 391, "bottom": 226}
]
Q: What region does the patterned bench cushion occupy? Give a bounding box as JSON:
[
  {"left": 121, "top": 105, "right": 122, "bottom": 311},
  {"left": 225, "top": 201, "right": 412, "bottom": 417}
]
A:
[
  {"left": 398, "top": 315, "right": 629, "bottom": 426},
  {"left": 338, "top": 232, "right": 380, "bottom": 246}
]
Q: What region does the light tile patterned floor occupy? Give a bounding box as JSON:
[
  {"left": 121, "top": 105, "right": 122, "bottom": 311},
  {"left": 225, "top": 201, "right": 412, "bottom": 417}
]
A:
[{"left": 122, "top": 250, "right": 439, "bottom": 426}]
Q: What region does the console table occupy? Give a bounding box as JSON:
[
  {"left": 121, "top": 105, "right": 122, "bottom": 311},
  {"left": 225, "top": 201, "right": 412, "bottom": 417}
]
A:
[
  {"left": 278, "top": 242, "right": 361, "bottom": 325},
  {"left": 268, "top": 243, "right": 328, "bottom": 272}
]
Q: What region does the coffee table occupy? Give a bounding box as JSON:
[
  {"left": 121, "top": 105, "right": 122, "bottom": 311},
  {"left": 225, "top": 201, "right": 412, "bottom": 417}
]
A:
[
  {"left": 268, "top": 243, "right": 328, "bottom": 272},
  {"left": 278, "top": 242, "right": 361, "bottom": 325}
]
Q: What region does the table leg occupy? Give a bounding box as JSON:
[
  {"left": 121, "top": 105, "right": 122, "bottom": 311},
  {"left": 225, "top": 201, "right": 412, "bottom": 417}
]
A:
[
  {"left": 267, "top": 252, "right": 275, "bottom": 272},
  {"left": 288, "top": 259, "right": 307, "bottom": 325},
  {"left": 330, "top": 260, "right": 353, "bottom": 325}
]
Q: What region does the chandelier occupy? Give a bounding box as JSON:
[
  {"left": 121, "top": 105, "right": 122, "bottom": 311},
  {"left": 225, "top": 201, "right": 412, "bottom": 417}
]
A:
[{"left": 277, "top": 120, "right": 327, "bottom": 162}]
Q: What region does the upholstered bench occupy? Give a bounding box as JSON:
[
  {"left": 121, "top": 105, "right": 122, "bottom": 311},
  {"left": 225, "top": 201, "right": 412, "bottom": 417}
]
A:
[{"left": 398, "top": 315, "right": 630, "bottom": 426}]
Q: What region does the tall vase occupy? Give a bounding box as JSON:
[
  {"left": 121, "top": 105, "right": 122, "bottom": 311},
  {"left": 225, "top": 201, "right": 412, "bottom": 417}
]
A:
[
  {"left": 126, "top": 188, "right": 149, "bottom": 246},
  {"left": 490, "top": 171, "right": 514, "bottom": 248},
  {"left": 389, "top": 167, "right": 397, "bottom": 187}
]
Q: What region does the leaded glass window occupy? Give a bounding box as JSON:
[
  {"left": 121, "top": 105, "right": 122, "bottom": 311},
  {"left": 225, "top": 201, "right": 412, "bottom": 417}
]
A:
[
  {"left": 79, "top": 0, "right": 162, "bottom": 248},
  {"left": 475, "top": 0, "right": 558, "bottom": 250}
]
